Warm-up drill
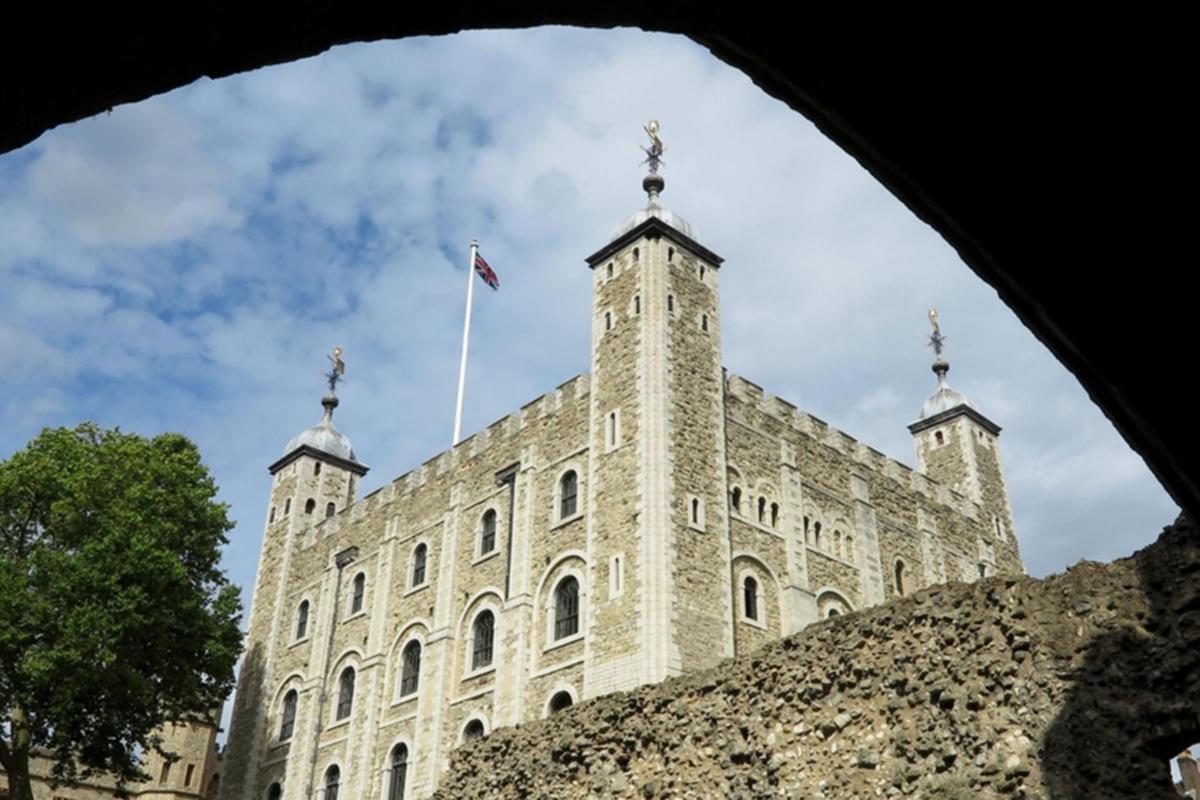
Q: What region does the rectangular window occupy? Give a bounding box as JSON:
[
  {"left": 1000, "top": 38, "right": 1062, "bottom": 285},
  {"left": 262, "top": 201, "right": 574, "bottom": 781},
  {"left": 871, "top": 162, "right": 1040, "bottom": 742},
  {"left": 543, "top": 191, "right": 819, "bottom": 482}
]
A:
[
  {"left": 185, "top": 764, "right": 195, "bottom": 787},
  {"left": 160, "top": 763, "right": 171, "bottom": 784}
]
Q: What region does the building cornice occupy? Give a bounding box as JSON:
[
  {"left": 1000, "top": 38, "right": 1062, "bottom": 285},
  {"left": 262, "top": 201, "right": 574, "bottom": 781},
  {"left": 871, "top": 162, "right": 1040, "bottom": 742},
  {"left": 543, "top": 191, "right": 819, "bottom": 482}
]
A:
[
  {"left": 268, "top": 444, "right": 370, "bottom": 477},
  {"left": 584, "top": 216, "right": 724, "bottom": 269},
  {"left": 908, "top": 404, "right": 1001, "bottom": 436}
]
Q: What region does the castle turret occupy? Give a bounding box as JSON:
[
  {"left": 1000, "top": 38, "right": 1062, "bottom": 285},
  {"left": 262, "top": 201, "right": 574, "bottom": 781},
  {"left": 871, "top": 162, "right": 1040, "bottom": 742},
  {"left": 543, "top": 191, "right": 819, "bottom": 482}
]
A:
[
  {"left": 136, "top": 713, "right": 222, "bottom": 799},
  {"left": 908, "top": 311, "right": 1022, "bottom": 575},
  {"left": 223, "top": 351, "right": 367, "bottom": 800},
  {"left": 583, "top": 122, "right": 734, "bottom": 691}
]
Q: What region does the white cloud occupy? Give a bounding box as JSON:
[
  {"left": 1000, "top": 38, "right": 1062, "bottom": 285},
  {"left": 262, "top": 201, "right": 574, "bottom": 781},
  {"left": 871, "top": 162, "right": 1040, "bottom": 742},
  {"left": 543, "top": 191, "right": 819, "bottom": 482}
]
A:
[{"left": 29, "top": 102, "right": 242, "bottom": 247}]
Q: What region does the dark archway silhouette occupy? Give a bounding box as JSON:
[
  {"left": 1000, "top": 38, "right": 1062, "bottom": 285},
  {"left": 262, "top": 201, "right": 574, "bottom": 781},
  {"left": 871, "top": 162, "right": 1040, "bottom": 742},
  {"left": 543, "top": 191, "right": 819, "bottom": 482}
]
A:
[{"left": 1, "top": 16, "right": 1190, "bottom": 523}]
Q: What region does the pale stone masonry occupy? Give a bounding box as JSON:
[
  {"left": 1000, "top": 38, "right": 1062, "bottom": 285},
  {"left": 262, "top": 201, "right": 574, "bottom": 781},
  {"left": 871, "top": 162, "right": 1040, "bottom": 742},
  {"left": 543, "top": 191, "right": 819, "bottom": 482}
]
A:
[{"left": 222, "top": 169, "right": 1025, "bottom": 800}]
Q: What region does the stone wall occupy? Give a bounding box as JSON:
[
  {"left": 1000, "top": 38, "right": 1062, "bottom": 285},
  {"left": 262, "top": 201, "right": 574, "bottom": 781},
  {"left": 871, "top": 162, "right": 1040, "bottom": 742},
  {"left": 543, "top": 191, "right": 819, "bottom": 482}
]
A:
[{"left": 432, "top": 515, "right": 1200, "bottom": 800}]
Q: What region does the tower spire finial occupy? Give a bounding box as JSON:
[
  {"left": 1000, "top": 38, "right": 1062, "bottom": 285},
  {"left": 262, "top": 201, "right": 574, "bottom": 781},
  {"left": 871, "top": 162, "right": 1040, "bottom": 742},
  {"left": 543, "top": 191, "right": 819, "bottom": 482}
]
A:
[
  {"left": 927, "top": 307, "right": 949, "bottom": 382},
  {"left": 641, "top": 120, "right": 666, "bottom": 206},
  {"left": 322, "top": 346, "right": 345, "bottom": 418}
]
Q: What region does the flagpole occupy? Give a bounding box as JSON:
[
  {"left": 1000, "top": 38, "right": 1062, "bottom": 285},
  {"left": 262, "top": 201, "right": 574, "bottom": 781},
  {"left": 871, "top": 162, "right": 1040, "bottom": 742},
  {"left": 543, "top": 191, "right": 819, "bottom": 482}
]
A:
[{"left": 453, "top": 240, "right": 478, "bottom": 445}]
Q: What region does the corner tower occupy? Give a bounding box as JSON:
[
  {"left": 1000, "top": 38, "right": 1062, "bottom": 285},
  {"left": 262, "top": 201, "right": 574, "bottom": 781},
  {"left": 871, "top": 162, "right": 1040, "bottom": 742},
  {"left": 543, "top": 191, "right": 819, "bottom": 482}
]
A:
[
  {"left": 222, "top": 351, "right": 368, "bottom": 798},
  {"left": 908, "top": 311, "right": 1021, "bottom": 572},
  {"left": 583, "top": 122, "right": 734, "bottom": 693}
]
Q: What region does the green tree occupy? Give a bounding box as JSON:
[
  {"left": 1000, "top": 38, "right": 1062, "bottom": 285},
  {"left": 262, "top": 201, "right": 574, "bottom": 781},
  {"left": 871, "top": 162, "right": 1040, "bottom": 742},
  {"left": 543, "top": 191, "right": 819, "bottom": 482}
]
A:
[{"left": 0, "top": 424, "right": 242, "bottom": 799}]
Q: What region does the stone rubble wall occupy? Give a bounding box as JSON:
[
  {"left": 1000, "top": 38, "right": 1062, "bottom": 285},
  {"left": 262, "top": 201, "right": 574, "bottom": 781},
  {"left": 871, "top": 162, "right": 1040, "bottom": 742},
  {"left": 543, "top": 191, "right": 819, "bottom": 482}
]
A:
[{"left": 432, "top": 516, "right": 1199, "bottom": 800}]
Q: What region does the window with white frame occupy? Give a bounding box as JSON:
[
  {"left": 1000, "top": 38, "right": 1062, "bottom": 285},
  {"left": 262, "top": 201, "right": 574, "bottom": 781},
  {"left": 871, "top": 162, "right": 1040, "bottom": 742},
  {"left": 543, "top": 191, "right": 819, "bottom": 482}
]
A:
[
  {"left": 743, "top": 575, "right": 759, "bottom": 621},
  {"left": 411, "top": 544, "right": 427, "bottom": 587},
  {"left": 335, "top": 667, "right": 355, "bottom": 721},
  {"left": 480, "top": 509, "right": 497, "bottom": 555},
  {"left": 558, "top": 471, "right": 579, "bottom": 520},
  {"left": 554, "top": 577, "right": 580, "bottom": 640},
  {"left": 388, "top": 744, "right": 408, "bottom": 800},
  {"left": 278, "top": 689, "right": 297, "bottom": 741},
  {"left": 399, "top": 640, "right": 421, "bottom": 697},
  {"left": 472, "top": 611, "right": 495, "bottom": 670},
  {"left": 349, "top": 573, "right": 365, "bottom": 615}
]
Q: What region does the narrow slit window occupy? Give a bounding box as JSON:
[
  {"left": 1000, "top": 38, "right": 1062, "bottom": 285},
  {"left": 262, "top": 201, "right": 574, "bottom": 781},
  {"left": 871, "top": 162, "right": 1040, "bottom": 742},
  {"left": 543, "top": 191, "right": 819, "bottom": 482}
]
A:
[
  {"left": 604, "top": 311, "right": 612, "bottom": 331},
  {"left": 554, "top": 577, "right": 580, "bottom": 640},
  {"left": 480, "top": 509, "right": 497, "bottom": 554},
  {"left": 731, "top": 486, "right": 742, "bottom": 513},
  {"left": 559, "top": 471, "right": 578, "bottom": 519},
  {"left": 743, "top": 576, "right": 759, "bottom": 621},
  {"left": 411, "top": 544, "right": 427, "bottom": 587},
  {"left": 701, "top": 313, "right": 709, "bottom": 332},
  {"left": 667, "top": 294, "right": 674, "bottom": 312},
  {"left": 350, "top": 573, "right": 365, "bottom": 615}
]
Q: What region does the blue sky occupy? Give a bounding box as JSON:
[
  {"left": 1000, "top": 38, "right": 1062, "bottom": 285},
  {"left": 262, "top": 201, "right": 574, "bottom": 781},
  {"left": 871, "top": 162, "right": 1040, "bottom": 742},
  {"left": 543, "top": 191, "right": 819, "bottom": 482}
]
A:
[{"left": 0, "top": 27, "right": 1179, "bottom": 631}]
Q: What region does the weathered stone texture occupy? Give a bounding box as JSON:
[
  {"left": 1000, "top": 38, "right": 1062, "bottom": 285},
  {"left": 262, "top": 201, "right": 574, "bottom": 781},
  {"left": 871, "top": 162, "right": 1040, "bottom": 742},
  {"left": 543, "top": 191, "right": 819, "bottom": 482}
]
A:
[
  {"left": 225, "top": 205, "right": 1030, "bottom": 799},
  {"left": 433, "top": 516, "right": 1199, "bottom": 800}
]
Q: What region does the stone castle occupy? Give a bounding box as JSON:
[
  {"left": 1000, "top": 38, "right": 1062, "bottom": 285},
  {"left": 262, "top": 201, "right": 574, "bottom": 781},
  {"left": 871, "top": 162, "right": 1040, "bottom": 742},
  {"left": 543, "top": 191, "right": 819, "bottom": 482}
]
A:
[
  {"left": 0, "top": 716, "right": 222, "bottom": 800},
  {"left": 221, "top": 133, "right": 1025, "bottom": 799}
]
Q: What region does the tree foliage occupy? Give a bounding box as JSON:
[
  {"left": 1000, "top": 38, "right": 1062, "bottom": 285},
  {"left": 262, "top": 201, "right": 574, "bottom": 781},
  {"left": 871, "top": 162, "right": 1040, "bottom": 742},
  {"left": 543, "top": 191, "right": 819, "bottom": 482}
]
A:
[{"left": 0, "top": 424, "right": 242, "bottom": 795}]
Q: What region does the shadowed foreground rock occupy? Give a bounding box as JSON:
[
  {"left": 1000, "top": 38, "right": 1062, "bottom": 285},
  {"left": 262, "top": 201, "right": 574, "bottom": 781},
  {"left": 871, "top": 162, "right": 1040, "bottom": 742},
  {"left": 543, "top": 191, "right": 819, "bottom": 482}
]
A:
[{"left": 434, "top": 517, "right": 1199, "bottom": 799}]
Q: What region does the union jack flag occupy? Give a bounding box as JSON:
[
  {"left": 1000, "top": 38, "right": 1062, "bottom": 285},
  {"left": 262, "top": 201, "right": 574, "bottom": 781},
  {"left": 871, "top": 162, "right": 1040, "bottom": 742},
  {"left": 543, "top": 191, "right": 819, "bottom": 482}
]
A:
[{"left": 474, "top": 252, "right": 500, "bottom": 290}]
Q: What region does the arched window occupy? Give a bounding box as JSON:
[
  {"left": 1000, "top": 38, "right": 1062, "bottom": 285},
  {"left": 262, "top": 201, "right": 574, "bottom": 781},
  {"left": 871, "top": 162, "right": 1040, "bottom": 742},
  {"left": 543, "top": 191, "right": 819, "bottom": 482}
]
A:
[
  {"left": 743, "top": 576, "right": 759, "bottom": 621},
  {"left": 827, "top": 608, "right": 840, "bottom": 618},
  {"left": 314, "top": 461, "right": 322, "bottom": 476},
  {"left": 324, "top": 765, "right": 340, "bottom": 800},
  {"left": 730, "top": 486, "right": 741, "bottom": 513},
  {"left": 813, "top": 521, "right": 822, "bottom": 549},
  {"left": 480, "top": 510, "right": 497, "bottom": 555},
  {"left": 279, "top": 689, "right": 298, "bottom": 741},
  {"left": 803, "top": 515, "right": 810, "bottom": 544},
  {"left": 606, "top": 262, "right": 613, "bottom": 279},
  {"left": 325, "top": 502, "right": 335, "bottom": 518},
  {"left": 472, "top": 611, "right": 495, "bottom": 670},
  {"left": 400, "top": 640, "right": 421, "bottom": 697},
  {"left": 757, "top": 496, "right": 766, "bottom": 523},
  {"left": 844, "top": 534, "right": 854, "bottom": 562},
  {"left": 770, "top": 502, "right": 780, "bottom": 528},
  {"left": 336, "top": 667, "right": 355, "bottom": 720},
  {"left": 304, "top": 498, "right": 315, "bottom": 515},
  {"left": 463, "top": 719, "right": 485, "bottom": 741},
  {"left": 894, "top": 560, "right": 906, "bottom": 596},
  {"left": 296, "top": 600, "right": 309, "bottom": 640},
  {"left": 350, "top": 573, "right": 365, "bottom": 615},
  {"left": 935, "top": 430, "right": 945, "bottom": 445},
  {"left": 208, "top": 775, "right": 221, "bottom": 800},
  {"left": 548, "top": 691, "right": 573, "bottom": 715},
  {"left": 388, "top": 744, "right": 408, "bottom": 800},
  {"left": 668, "top": 246, "right": 675, "bottom": 262},
  {"left": 411, "top": 544, "right": 427, "bottom": 587},
  {"left": 266, "top": 783, "right": 280, "bottom": 800},
  {"left": 834, "top": 530, "right": 842, "bottom": 557},
  {"left": 632, "top": 247, "right": 639, "bottom": 262},
  {"left": 559, "top": 471, "right": 578, "bottom": 519},
  {"left": 554, "top": 577, "right": 580, "bottom": 640}
]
